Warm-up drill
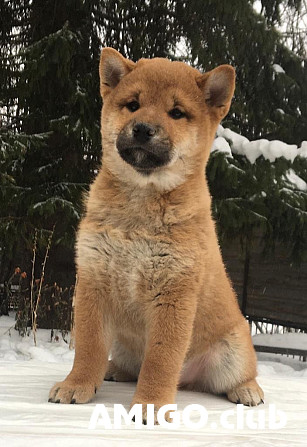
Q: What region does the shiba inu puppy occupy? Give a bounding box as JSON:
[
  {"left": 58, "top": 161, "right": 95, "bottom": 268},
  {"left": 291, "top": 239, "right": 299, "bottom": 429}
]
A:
[{"left": 49, "top": 48, "right": 264, "bottom": 421}]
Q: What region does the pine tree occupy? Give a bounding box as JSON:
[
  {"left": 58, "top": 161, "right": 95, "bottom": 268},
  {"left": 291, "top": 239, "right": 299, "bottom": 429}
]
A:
[
  {"left": 0, "top": 0, "right": 50, "bottom": 280},
  {"left": 174, "top": 0, "right": 307, "bottom": 263},
  {"left": 99, "top": 0, "right": 179, "bottom": 59},
  {"left": 208, "top": 132, "right": 307, "bottom": 263},
  {"left": 176, "top": 0, "right": 306, "bottom": 144},
  {"left": 1, "top": 0, "right": 105, "bottom": 284},
  {"left": 1, "top": 0, "right": 306, "bottom": 287}
]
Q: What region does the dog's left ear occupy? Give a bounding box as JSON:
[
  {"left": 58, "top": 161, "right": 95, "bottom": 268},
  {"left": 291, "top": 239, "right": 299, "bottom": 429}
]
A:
[
  {"left": 99, "top": 48, "right": 135, "bottom": 97},
  {"left": 197, "top": 65, "right": 235, "bottom": 120}
]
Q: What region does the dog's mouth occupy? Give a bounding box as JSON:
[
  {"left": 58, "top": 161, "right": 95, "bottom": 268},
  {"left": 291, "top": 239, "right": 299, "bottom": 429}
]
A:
[{"left": 116, "top": 134, "right": 172, "bottom": 176}]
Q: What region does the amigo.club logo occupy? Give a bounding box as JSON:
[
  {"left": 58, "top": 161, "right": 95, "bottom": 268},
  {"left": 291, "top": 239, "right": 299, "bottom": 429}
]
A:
[{"left": 88, "top": 403, "right": 287, "bottom": 430}]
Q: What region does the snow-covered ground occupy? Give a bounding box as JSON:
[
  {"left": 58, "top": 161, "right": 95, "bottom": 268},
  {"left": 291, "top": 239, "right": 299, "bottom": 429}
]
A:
[
  {"left": 1, "top": 313, "right": 307, "bottom": 446},
  {"left": 253, "top": 332, "right": 307, "bottom": 351}
]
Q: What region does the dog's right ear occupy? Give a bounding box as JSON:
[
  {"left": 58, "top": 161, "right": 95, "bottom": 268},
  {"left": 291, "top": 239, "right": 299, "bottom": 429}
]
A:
[{"left": 99, "top": 48, "right": 135, "bottom": 97}]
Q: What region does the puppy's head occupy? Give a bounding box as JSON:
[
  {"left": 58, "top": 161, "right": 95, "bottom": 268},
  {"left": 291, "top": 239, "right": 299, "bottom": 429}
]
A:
[{"left": 99, "top": 48, "right": 235, "bottom": 190}]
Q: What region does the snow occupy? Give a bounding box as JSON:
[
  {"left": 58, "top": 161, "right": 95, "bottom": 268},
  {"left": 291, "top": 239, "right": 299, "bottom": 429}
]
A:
[
  {"left": 0, "top": 314, "right": 15, "bottom": 328},
  {"left": 241, "top": 139, "right": 265, "bottom": 164},
  {"left": 298, "top": 141, "right": 307, "bottom": 158},
  {"left": 266, "top": 140, "right": 297, "bottom": 163},
  {"left": 285, "top": 169, "right": 307, "bottom": 191},
  {"left": 1, "top": 314, "right": 307, "bottom": 446},
  {"left": 0, "top": 323, "right": 74, "bottom": 363},
  {"left": 212, "top": 125, "right": 307, "bottom": 172},
  {"left": 210, "top": 137, "right": 233, "bottom": 158},
  {"left": 219, "top": 127, "right": 249, "bottom": 146},
  {"left": 253, "top": 332, "right": 307, "bottom": 352},
  {"left": 272, "top": 64, "right": 285, "bottom": 74}
]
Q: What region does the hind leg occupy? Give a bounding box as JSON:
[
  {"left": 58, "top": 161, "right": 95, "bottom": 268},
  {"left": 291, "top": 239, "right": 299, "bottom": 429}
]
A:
[
  {"left": 104, "top": 360, "right": 137, "bottom": 382},
  {"left": 227, "top": 378, "right": 264, "bottom": 406},
  {"left": 105, "top": 339, "right": 141, "bottom": 383},
  {"left": 180, "top": 319, "right": 264, "bottom": 406}
]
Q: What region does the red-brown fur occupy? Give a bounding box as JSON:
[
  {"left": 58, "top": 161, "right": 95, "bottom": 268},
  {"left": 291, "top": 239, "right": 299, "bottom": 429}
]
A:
[{"left": 49, "top": 48, "right": 264, "bottom": 422}]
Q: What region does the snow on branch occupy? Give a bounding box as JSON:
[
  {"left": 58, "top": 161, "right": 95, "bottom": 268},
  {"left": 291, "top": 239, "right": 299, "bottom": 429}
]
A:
[{"left": 212, "top": 125, "right": 307, "bottom": 170}]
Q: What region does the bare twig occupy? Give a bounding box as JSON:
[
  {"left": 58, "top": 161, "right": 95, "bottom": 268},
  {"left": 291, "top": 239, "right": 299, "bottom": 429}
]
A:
[
  {"left": 32, "top": 226, "right": 55, "bottom": 346},
  {"left": 69, "top": 275, "right": 77, "bottom": 350},
  {"left": 30, "top": 229, "right": 37, "bottom": 337}
]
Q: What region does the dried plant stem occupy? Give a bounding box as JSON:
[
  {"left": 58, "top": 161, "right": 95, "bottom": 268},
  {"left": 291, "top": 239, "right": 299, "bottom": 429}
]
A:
[
  {"left": 69, "top": 274, "right": 77, "bottom": 350},
  {"left": 30, "top": 230, "right": 37, "bottom": 336},
  {"left": 33, "top": 227, "right": 54, "bottom": 346}
]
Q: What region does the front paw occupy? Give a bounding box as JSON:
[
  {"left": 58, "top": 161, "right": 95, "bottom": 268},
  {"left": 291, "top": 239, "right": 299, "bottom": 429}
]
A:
[
  {"left": 48, "top": 379, "right": 97, "bottom": 404},
  {"left": 130, "top": 400, "right": 173, "bottom": 425}
]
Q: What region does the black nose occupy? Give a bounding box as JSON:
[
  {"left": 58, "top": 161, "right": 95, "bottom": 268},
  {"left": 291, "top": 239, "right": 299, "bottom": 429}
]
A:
[{"left": 133, "top": 122, "right": 156, "bottom": 144}]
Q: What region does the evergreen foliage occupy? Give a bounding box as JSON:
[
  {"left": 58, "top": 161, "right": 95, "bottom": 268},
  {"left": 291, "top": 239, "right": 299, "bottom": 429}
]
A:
[
  {"left": 207, "top": 147, "right": 307, "bottom": 263},
  {"left": 177, "top": 0, "right": 307, "bottom": 143},
  {"left": 0, "top": 0, "right": 306, "bottom": 286},
  {"left": 1, "top": 1, "right": 103, "bottom": 282}
]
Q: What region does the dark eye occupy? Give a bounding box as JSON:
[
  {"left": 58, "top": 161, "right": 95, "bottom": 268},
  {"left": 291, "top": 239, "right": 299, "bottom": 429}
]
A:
[
  {"left": 168, "top": 108, "right": 186, "bottom": 120},
  {"left": 126, "top": 100, "right": 140, "bottom": 112}
]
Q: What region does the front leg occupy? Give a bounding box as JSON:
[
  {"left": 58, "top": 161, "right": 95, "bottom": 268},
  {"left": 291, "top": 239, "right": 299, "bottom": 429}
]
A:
[
  {"left": 131, "top": 286, "right": 197, "bottom": 421},
  {"left": 49, "top": 273, "right": 111, "bottom": 404}
]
